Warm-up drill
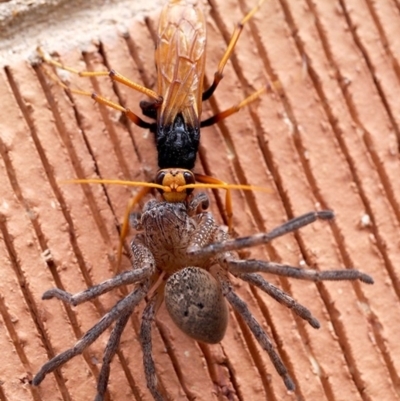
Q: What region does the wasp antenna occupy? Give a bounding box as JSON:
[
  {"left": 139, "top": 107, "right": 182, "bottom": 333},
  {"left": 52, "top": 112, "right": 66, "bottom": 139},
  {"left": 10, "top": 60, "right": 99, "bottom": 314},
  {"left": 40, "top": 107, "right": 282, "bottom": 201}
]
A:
[
  {"left": 241, "top": 0, "right": 267, "bottom": 25},
  {"left": 60, "top": 178, "right": 170, "bottom": 192},
  {"left": 180, "top": 183, "right": 272, "bottom": 193}
]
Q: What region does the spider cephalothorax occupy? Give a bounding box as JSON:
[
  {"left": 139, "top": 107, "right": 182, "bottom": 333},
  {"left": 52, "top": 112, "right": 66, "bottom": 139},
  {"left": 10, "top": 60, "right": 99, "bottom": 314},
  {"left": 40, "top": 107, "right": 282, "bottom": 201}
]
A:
[{"left": 33, "top": 193, "right": 373, "bottom": 401}]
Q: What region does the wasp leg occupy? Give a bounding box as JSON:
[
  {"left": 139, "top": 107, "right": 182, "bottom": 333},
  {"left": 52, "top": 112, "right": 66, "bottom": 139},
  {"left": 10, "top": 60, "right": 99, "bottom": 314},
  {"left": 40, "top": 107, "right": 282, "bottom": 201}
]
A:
[
  {"left": 201, "top": 85, "right": 268, "bottom": 127},
  {"left": 37, "top": 47, "right": 160, "bottom": 128},
  {"left": 92, "top": 93, "right": 154, "bottom": 128},
  {"left": 202, "top": 0, "right": 266, "bottom": 101},
  {"left": 140, "top": 99, "right": 161, "bottom": 120},
  {"left": 118, "top": 187, "right": 152, "bottom": 266}
]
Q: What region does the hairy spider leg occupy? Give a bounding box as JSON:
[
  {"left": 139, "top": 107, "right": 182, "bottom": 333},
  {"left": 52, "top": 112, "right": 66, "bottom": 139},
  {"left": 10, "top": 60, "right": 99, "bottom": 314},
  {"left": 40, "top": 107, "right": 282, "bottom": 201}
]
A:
[
  {"left": 42, "top": 238, "right": 157, "bottom": 306},
  {"left": 32, "top": 283, "right": 149, "bottom": 387},
  {"left": 141, "top": 296, "right": 164, "bottom": 401},
  {"left": 191, "top": 210, "right": 336, "bottom": 257},
  {"left": 193, "top": 210, "right": 374, "bottom": 283},
  {"left": 213, "top": 266, "right": 296, "bottom": 391},
  {"left": 238, "top": 272, "right": 320, "bottom": 328},
  {"left": 95, "top": 302, "right": 134, "bottom": 401},
  {"left": 32, "top": 236, "right": 157, "bottom": 388},
  {"left": 227, "top": 259, "right": 374, "bottom": 284}
]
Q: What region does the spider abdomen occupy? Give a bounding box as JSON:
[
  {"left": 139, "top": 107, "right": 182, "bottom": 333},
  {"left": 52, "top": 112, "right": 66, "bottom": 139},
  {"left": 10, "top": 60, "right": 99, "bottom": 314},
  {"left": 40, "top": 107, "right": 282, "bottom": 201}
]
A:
[{"left": 165, "top": 267, "right": 228, "bottom": 343}]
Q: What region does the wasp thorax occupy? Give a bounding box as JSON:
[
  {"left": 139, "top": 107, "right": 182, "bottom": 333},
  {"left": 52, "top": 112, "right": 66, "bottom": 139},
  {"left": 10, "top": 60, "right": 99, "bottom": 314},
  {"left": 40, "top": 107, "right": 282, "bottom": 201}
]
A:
[{"left": 165, "top": 267, "right": 228, "bottom": 344}]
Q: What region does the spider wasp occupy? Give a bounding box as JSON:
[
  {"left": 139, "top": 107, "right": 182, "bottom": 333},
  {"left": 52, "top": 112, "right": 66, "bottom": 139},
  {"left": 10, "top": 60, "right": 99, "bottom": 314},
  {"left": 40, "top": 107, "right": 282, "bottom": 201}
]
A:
[{"left": 38, "top": 0, "right": 271, "bottom": 256}]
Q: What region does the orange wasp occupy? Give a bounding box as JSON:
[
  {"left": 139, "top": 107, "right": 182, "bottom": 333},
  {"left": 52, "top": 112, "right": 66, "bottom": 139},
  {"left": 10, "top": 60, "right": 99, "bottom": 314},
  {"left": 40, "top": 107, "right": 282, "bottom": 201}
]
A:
[{"left": 39, "top": 0, "right": 269, "bottom": 250}]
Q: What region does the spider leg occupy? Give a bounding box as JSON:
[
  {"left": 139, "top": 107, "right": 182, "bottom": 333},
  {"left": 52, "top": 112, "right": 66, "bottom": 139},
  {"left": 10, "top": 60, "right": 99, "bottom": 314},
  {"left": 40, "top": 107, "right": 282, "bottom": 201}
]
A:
[
  {"left": 237, "top": 272, "right": 320, "bottom": 328},
  {"left": 227, "top": 259, "right": 373, "bottom": 284},
  {"left": 95, "top": 303, "right": 135, "bottom": 401},
  {"left": 190, "top": 210, "right": 334, "bottom": 257},
  {"left": 214, "top": 271, "right": 295, "bottom": 391},
  {"left": 187, "top": 211, "right": 221, "bottom": 252},
  {"left": 43, "top": 270, "right": 149, "bottom": 306},
  {"left": 32, "top": 283, "right": 149, "bottom": 386},
  {"left": 43, "top": 240, "right": 157, "bottom": 306},
  {"left": 187, "top": 192, "right": 210, "bottom": 215},
  {"left": 140, "top": 296, "right": 164, "bottom": 401},
  {"left": 186, "top": 205, "right": 227, "bottom": 254}
]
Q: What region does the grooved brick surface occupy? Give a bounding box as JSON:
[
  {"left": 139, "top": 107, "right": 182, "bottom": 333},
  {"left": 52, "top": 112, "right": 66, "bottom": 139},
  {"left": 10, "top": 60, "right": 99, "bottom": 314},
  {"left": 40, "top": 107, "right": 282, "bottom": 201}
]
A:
[{"left": 0, "top": 0, "right": 399, "bottom": 400}]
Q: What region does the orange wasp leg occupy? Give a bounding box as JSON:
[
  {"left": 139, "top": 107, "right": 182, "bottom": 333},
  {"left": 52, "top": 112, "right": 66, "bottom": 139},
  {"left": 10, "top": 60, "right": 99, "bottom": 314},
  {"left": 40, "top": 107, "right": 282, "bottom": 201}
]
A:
[
  {"left": 200, "top": 85, "right": 268, "bottom": 127},
  {"left": 37, "top": 47, "right": 161, "bottom": 128},
  {"left": 202, "top": 0, "right": 266, "bottom": 101},
  {"left": 118, "top": 186, "right": 152, "bottom": 266}
]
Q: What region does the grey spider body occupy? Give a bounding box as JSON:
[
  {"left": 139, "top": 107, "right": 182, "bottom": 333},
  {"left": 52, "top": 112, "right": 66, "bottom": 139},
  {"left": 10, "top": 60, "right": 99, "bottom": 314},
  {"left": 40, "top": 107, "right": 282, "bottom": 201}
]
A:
[
  {"left": 133, "top": 196, "right": 230, "bottom": 344},
  {"left": 135, "top": 197, "right": 221, "bottom": 274},
  {"left": 32, "top": 193, "right": 373, "bottom": 401}
]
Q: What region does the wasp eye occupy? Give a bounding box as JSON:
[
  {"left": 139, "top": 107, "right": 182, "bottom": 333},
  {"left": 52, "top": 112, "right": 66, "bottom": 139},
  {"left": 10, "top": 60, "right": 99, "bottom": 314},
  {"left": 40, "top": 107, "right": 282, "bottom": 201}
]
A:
[
  {"left": 155, "top": 170, "right": 167, "bottom": 185},
  {"left": 183, "top": 171, "right": 195, "bottom": 185}
]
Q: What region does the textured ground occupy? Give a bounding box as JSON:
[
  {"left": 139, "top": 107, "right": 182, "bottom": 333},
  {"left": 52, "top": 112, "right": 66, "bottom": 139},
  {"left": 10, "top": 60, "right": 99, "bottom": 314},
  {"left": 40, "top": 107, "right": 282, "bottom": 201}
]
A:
[{"left": 0, "top": 0, "right": 400, "bottom": 400}]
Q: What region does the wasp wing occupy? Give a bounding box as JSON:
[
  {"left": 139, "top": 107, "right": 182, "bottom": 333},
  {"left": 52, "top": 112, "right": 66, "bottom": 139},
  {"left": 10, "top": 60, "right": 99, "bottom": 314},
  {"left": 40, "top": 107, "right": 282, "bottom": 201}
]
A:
[{"left": 156, "top": 0, "right": 207, "bottom": 129}]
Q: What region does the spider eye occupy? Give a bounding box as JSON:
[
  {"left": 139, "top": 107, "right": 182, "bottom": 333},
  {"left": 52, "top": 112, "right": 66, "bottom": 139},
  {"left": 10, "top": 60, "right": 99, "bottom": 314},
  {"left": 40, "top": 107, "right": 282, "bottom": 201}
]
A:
[{"left": 201, "top": 198, "right": 209, "bottom": 210}]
